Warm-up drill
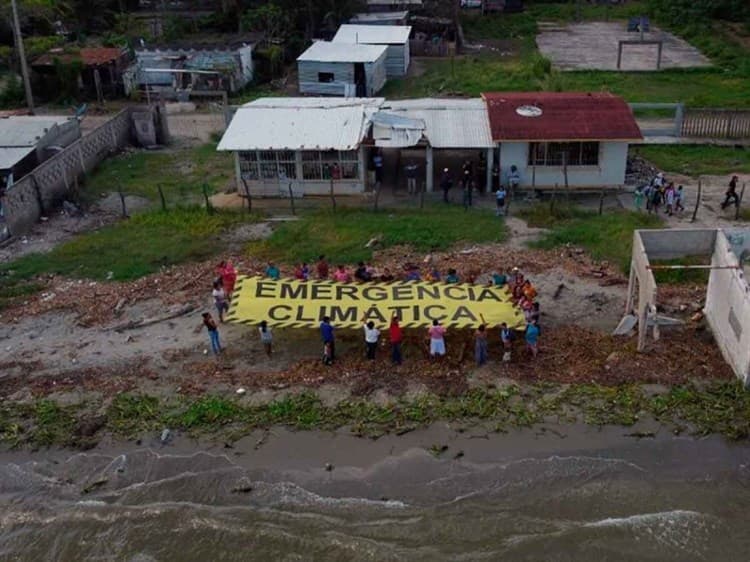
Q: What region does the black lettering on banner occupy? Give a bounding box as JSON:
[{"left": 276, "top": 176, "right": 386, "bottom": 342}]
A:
[
  {"left": 416, "top": 285, "right": 440, "bottom": 300},
  {"left": 256, "top": 281, "right": 277, "bottom": 298},
  {"left": 280, "top": 283, "right": 309, "bottom": 300},
  {"left": 392, "top": 286, "right": 414, "bottom": 301},
  {"left": 295, "top": 306, "right": 315, "bottom": 322},
  {"left": 452, "top": 306, "right": 477, "bottom": 323},
  {"left": 387, "top": 305, "right": 410, "bottom": 321},
  {"left": 412, "top": 305, "right": 420, "bottom": 322},
  {"left": 475, "top": 288, "right": 502, "bottom": 302},
  {"left": 336, "top": 285, "right": 359, "bottom": 301},
  {"left": 364, "top": 306, "right": 387, "bottom": 324},
  {"left": 330, "top": 306, "right": 358, "bottom": 324},
  {"left": 444, "top": 286, "right": 467, "bottom": 301},
  {"left": 311, "top": 284, "right": 333, "bottom": 300},
  {"left": 362, "top": 286, "right": 388, "bottom": 301},
  {"left": 467, "top": 287, "right": 476, "bottom": 301},
  {"left": 423, "top": 305, "right": 447, "bottom": 321},
  {"left": 268, "top": 304, "right": 292, "bottom": 321}
]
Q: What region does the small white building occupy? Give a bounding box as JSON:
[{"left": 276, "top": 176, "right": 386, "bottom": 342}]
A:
[
  {"left": 297, "top": 41, "right": 388, "bottom": 97},
  {"left": 218, "top": 98, "right": 384, "bottom": 197},
  {"left": 482, "top": 92, "right": 643, "bottom": 189},
  {"left": 332, "top": 24, "right": 412, "bottom": 77}
]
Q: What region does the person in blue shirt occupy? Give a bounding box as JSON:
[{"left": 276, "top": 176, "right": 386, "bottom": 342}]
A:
[
  {"left": 320, "top": 316, "right": 335, "bottom": 363},
  {"left": 445, "top": 268, "right": 460, "bottom": 283},
  {"left": 525, "top": 319, "right": 540, "bottom": 358},
  {"left": 492, "top": 272, "right": 507, "bottom": 286},
  {"left": 265, "top": 262, "right": 280, "bottom": 280},
  {"left": 405, "top": 266, "right": 421, "bottom": 282}
]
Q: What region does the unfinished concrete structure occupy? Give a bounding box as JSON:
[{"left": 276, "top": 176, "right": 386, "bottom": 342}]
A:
[{"left": 627, "top": 228, "right": 750, "bottom": 385}]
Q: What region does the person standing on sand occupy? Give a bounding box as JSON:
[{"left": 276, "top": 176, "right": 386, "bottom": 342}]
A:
[
  {"left": 212, "top": 281, "right": 229, "bottom": 322},
  {"left": 259, "top": 320, "right": 273, "bottom": 357},
  {"left": 721, "top": 176, "right": 740, "bottom": 210},
  {"left": 390, "top": 314, "right": 403, "bottom": 365},
  {"left": 525, "top": 319, "right": 540, "bottom": 358},
  {"left": 428, "top": 319, "right": 446, "bottom": 358},
  {"left": 316, "top": 255, "right": 329, "bottom": 280},
  {"left": 362, "top": 316, "right": 380, "bottom": 360},
  {"left": 217, "top": 261, "right": 237, "bottom": 300},
  {"left": 440, "top": 168, "right": 452, "bottom": 203},
  {"left": 320, "top": 316, "right": 335, "bottom": 363},
  {"left": 500, "top": 322, "right": 513, "bottom": 362},
  {"left": 202, "top": 312, "right": 222, "bottom": 355},
  {"left": 475, "top": 324, "right": 488, "bottom": 366}
]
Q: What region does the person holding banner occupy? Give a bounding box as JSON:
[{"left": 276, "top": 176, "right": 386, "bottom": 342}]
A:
[
  {"left": 389, "top": 314, "right": 403, "bottom": 365},
  {"left": 362, "top": 316, "right": 381, "bottom": 360},
  {"left": 500, "top": 322, "right": 513, "bottom": 362},
  {"left": 428, "top": 320, "right": 447, "bottom": 358},
  {"left": 475, "top": 324, "right": 488, "bottom": 366}
]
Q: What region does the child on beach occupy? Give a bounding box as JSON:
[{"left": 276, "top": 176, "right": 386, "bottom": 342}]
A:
[
  {"left": 428, "top": 320, "right": 447, "bottom": 358},
  {"left": 259, "top": 320, "right": 273, "bottom": 357},
  {"left": 202, "top": 312, "right": 222, "bottom": 355}
]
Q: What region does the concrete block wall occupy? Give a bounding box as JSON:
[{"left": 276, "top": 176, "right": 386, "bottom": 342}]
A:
[
  {"left": 1, "top": 108, "right": 133, "bottom": 236},
  {"left": 705, "top": 231, "right": 750, "bottom": 386}
]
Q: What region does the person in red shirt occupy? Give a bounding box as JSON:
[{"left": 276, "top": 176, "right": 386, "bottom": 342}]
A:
[
  {"left": 216, "top": 261, "right": 237, "bottom": 300},
  {"left": 389, "top": 313, "right": 403, "bottom": 365},
  {"left": 316, "top": 255, "right": 329, "bottom": 279}
]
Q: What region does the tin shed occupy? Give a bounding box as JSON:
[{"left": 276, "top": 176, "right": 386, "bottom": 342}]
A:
[
  {"left": 332, "top": 25, "right": 412, "bottom": 77},
  {"left": 297, "top": 41, "right": 388, "bottom": 97}
]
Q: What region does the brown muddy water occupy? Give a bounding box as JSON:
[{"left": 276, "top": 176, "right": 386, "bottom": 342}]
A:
[{"left": 1, "top": 425, "right": 750, "bottom": 561}]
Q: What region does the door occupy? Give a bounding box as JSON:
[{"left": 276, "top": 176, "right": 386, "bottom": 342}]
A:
[{"left": 354, "top": 63, "right": 366, "bottom": 97}]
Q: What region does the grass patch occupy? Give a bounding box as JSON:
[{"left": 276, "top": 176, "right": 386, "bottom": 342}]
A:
[
  {"left": 2, "top": 207, "right": 255, "bottom": 281},
  {"left": 651, "top": 256, "right": 711, "bottom": 285},
  {"left": 6, "top": 379, "right": 750, "bottom": 447},
  {"left": 519, "top": 206, "right": 663, "bottom": 272},
  {"left": 632, "top": 145, "right": 750, "bottom": 177},
  {"left": 83, "top": 142, "right": 233, "bottom": 206},
  {"left": 249, "top": 207, "right": 507, "bottom": 264}
]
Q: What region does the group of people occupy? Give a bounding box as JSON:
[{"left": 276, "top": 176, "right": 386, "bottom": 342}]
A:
[
  {"left": 635, "top": 172, "right": 685, "bottom": 216},
  {"left": 203, "top": 261, "right": 238, "bottom": 355}
]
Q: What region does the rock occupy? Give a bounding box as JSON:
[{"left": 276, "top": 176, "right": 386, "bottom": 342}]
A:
[
  {"left": 325, "top": 463, "right": 334, "bottom": 472},
  {"left": 160, "top": 428, "right": 171, "bottom": 444},
  {"left": 231, "top": 478, "right": 254, "bottom": 494},
  {"left": 691, "top": 311, "right": 704, "bottom": 322},
  {"left": 606, "top": 352, "right": 620, "bottom": 364},
  {"left": 75, "top": 415, "right": 107, "bottom": 438},
  {"left": 236, "top": 387, "right": 247, "bottom": 395}
]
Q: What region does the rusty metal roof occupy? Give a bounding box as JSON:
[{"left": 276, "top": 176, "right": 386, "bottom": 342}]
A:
[
  {"left": 34, "top": 47, "right": 125, "bottom": 67},
  {"left": 482, "top": 92, "right": 643, "bottom": 141}
]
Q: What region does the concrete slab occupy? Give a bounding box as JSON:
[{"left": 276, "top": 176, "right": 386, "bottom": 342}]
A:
[{"left": 537, "top": 21, "right": 711, "bottom": 71}]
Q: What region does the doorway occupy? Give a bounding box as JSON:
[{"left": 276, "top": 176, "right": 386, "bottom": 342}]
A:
[{"left": 354, "top": 63, "right": 367, "bottom": 97}]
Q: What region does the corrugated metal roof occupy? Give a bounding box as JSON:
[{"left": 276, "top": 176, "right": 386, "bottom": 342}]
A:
[
  {"left": 350, "top": 11, "right": 409, "bottom": 24},
  {"left": 0, "top": 116, "right": 71, "bottom": 148},
  {"left": 482, "top": 92, "right": 643, "bottom": 141},
  {"left": 379, "top": 98, "right": 494, "bottom": 148},
  {"left": 0, "top": 147, "right": 35, "bottom": 170},
  {"left": 242, "top": 97, "right": 385, "bottom": 109},
  {"left": 297, "top": 41, "right": 388, "bottom": 63},
  {"left": 34, "top": 47, "right": 124, "bottom": 66},
  {"left": 218, "top": 98, "right": 385, "bottom": 151},
  {"left": 333, "top": 24, "right": 412, "bottom": 44}
]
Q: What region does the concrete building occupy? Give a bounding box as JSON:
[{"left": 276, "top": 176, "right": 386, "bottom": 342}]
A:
[
  {"left": 297, "top": 41, "right": 388, "bottom": 97},
  {"left": 350, "top": 11, "right": 409, "bottom": 26},
  {"left": 0, "top": 116, "right": 81, "bottom": 190},
  {"left": 332, "top": 25, "right": 412, "bottom": 77},
  {"left": 627, "top": 228, "right": 750, "bottom": 386},
  {"left": 482, "top": 92, "right": 643, "bottom": 189},
  {"left": 124, "top": 38, "right": 256, "bottom": 98},
  {"left": 218, "top": 98, "right": 384, "bottom": 197}
]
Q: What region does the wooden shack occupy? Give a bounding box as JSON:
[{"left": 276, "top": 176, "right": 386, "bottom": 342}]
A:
[
  {"left": 332, "top": 24, "right": 412, "bottom": 77},
  {"left": 297, "top": 41, "right": 388, "bottom": 97}
]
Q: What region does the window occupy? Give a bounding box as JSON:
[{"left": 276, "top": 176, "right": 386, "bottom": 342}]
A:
[
  {"left": 528, "top": 142, "right": 599, "bottom": 166},
  {"left": 302, "top": 150, "right": 359, "bottom": 181},
  {"left": 239, "top": 150, "right": 297, "bottom": 181},
  {"left": 318, "top": 72, "right": 334, "bottom": 83}
]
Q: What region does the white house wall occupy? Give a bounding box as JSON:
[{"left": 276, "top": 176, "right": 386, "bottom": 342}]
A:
[
  {"left": 238, "top": 45, "right": 254, "bottom": 86},
  {"left": 498, "top": 141, "right": 628, "bottom": 188}
]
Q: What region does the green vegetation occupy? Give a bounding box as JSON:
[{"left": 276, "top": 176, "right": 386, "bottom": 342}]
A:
[
  {"left": 519, "top": 206, "right": 662, "bottom": 272},
  {"left": 83, "top": 142, "right": 233, "bottom": 206},
  {"left": 633, "top": 145, "right": 750, "bottom": 177},
  {"left": 2, "top": 208, "right": 255, "bottom": 282},
  {"left": 4, "top": 379, "right": 750, "bottom": 448},
  {"left": 250, "top": 207, "right": 507, "bottom": 264}
]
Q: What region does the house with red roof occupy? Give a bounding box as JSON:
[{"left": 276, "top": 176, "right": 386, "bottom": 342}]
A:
[{"left": 482, "top": 92, "right": 642, "bottom": 189}]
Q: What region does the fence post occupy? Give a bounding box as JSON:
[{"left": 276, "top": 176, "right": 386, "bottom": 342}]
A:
[
  {"left": 549, "top": 184, "right": 557, "bottom": 214},
  {"left": 598, "top": 189, "right": 605, "bottom": 215},
  {"left": 329, "top": 178, "right": 337, "bottom": 213},
  {"left": 419, "top": 180, "right": 425, "bottom": 210},
  {"left": 202, "top": 183, "right": 213, "bottom": 214},
  {"left": 157, "top": 184, "right": 167, "bottom": 211},
  {"left": 288, "top": 183, "right": 296, "bottom": 216},
  {"left": 735, "top": 183, "right": 746, "bottom": 221},
  {"left": 690, "top": 179, "right": 702, "bottom": 223},
  {"left": 118, "top": 188, "right": 128, "bottom": 218},
  {"left": 240, "top": 178, "right": 252, "bottom": 213}
]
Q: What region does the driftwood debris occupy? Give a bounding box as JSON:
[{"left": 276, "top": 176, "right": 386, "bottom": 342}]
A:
[{"left": 111, "top": 304, "right": 195, "bottom": 332}]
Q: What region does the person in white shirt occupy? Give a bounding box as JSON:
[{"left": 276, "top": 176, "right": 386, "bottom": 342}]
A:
[{"left": 362, "top": 318, "right": 381, "bottom": 360}]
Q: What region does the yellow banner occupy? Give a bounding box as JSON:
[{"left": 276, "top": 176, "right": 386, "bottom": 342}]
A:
[{"left": 226, "top": 276, "right": 525, "bottom": 329}]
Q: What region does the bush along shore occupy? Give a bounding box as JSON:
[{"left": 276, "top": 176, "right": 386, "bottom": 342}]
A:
[{"left": 2, "top": 380, "right": 750, "bottom": 450}]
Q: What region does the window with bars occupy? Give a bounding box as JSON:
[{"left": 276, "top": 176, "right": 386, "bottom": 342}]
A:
[
  {"left": 527, "top": 142, "right": 600, "bottom": 167},
  {"left": 239, "top": 150, "right": 297, "bottom": 180},
  {"left": 302, "top": 150, "right": 359, "bottom": 180}
]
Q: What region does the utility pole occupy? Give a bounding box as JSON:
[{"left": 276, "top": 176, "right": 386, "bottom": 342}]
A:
[{"left": 10, "top": 0, "right": 34, "bottom": 114}]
